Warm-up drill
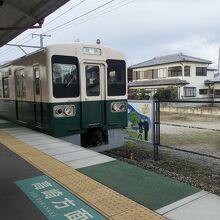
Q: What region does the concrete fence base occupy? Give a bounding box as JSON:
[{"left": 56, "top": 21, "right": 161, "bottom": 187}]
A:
[{"left": 161, "top": 106, "right": 220, "bottom": 116}]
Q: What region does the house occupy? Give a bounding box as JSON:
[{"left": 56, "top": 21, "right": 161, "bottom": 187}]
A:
[
  {"left": 128, "top": 53, "right": 216, "bottom": 99},
  {"left": 205, "top": 74, "right": 220, "bottom": 101},
  {"left": 213, "top": 75, "right": 220, "bottom": 100}
]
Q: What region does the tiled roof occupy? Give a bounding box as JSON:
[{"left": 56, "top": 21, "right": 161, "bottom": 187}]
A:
[
  {"left": 128, "top": 78, "right": 189, "bottom": 87},
  {"left": 130, "top": 53, "right": 212, "bottom": 69}
]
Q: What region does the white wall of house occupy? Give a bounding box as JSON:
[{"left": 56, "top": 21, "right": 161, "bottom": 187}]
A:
[{"left": 181, "top": 62, "right": 214, "bottom": 99}]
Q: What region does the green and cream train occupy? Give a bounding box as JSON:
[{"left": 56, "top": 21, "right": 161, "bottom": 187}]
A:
[{"left": 0, "top": 43, "right": 127, "bottom": 148}]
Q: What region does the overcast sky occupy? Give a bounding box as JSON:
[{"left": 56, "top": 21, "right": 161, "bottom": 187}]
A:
[{"left": 1, "top": 0, "right": 220, "bottom": 68}]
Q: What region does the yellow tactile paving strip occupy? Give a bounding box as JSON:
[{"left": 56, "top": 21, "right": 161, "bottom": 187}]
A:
[{"left": 0, "top": 131, "right": 166, "bottom": 220}]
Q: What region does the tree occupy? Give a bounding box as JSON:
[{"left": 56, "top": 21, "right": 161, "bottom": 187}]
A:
[
  {"left": 128, "top": 111, "right": 140, "bottom": 127},
  {"left": 154, "top": 86, "right": 178, "bottom": 100}
]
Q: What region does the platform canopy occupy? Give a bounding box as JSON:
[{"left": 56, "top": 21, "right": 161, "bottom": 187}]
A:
[{"left": 0, "top": 0, "right": 70, "bottom": 47}]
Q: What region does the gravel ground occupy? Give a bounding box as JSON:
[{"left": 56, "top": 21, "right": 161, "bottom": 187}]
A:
[{"left": 160, "top": 146, "right": 220, "bottom": 175}]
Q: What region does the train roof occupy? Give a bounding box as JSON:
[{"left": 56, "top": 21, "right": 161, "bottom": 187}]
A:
[
  {"left": 0, "top": 43, "right": 125, "bottom": 68},
  {"left": 0, "top": 48, "right": 44, "bottom": 68},
  {"left": 45, "top": 43, "right": 125, "bottom": 56}
]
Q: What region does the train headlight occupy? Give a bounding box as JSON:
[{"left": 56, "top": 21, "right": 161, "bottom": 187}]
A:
[
  {"left": 112, "top": 103, "right": 120, "bottom": 112},
  {"left": 55, "top": 108, "right": 63, "bottom": 115},
  {"left": 53, "top": 105, "right": 75, "bottom": 117},
  {"left": 64, "top": 106, "right": 74, "bottom": 116},
  {"left": 111, "top": 102, "right": 127, "bottom": 112}
]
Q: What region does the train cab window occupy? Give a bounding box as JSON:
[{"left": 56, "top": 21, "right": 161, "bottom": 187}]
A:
[
  {"left": 2, "top": 77, "right": 9, "bottom": 98},
  {"left": 52, "top": 55, "right": 79, "bottom": 98},
  {"left": 85, "top": 65, "right": 100, "bottom": 96},
  {"left": 107, "top": 59, "right": 126, "bottom": 96}
]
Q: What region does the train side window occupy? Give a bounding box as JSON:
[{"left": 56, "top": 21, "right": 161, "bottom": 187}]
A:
[
  {"left": 85, "top": 65, "right": 100, "bottom": 96},
  {"left": 15, "top": 74, "right": 20, "bottom": 97},
  {"left": 21, "top": 72, "right": 26, "bottom": 98},
  {"left": 52, "top": 55, "right": 79, "bottom": 98},
  {"left": 0, "top": 87, "right": 1, "bottom": 98},
  {"left": 2, "top": 77, "right": 9, "bottom": 98},
  {"left": 34, "top": 67, "right": 40, "bottom": 95},
  {"left": 15, "top": 69, "right": 26, "bottom": 98},
  {"left": 107, "top": 59, "right": 126, "bottom": 96}
]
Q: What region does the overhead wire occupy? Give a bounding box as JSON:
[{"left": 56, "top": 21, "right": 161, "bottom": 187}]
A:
[
  {"left": 42, "top": 0, "right": 116, "bottom": 34},
  {"left": 39, "top": 0, "right": 87, "bottom": 32},
  {"left": 49, "top": 0, "right": 130, "bottom": 34},
  {"left": 51, "top": 0, "right": 136, "bottom": 35}
]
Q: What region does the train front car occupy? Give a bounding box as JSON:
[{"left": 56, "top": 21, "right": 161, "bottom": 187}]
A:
[{"left": 46, "top": 43, "right": 127, "bottom": 149}]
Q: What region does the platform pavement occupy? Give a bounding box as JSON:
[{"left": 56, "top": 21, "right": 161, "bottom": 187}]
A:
[
  {"left": 0, "top": 118, "right": 220, "bottom": 220},
  {"left": 0, "top": 141, "right": 47, "bottom": 220},
  {"left": 0, "top": 127, "right": 164, "bottom": 220}
]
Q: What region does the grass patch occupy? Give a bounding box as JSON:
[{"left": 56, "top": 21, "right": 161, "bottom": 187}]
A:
[
  {"left": 160, "top": 129, "right": 220, "bottom": 150},
  {"left": 160, "top": 111, "right": 220, "bottom": 122}
]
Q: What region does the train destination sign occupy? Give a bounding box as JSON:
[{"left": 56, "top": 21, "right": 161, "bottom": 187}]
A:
[{"left": 15, "top": 175, "right": 106, "bottom": 220}]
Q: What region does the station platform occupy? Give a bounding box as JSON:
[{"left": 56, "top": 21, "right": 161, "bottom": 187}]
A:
[{"left": 0, "top": 118, "right": 220, "bottom": 220}]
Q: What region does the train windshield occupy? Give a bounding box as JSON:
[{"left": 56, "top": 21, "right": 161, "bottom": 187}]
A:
[
  {"left": 52, "top": 55, "right": 79, "bottom": 98},
  {"left": 107, "top": 59, "right": 126, "bottom": 96}
]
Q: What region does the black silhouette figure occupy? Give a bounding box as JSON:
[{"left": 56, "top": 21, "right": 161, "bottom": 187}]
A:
[{"left": 138, "top": 118, "right": 149, "bottom": 141}]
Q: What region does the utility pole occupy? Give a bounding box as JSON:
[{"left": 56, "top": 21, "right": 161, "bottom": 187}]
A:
[
  {"left": 6, "top": 34, "right": 51, "bottom": 55},
  {"left": 32, "top": 34, "right": 51, "bottom": 48}
]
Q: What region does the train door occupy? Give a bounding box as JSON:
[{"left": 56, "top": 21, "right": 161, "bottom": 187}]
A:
[
  {"left": 33, "top": 65, "right": 43, "bottom": 126},
  {"left": 15, "top": 69, "right": 25, "bottom": 121},
  {"left": 81, "top": 63, "right": 105, "bottom": 128}
]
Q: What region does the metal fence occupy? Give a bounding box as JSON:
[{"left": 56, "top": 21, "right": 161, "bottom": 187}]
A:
[
  {"left": 157, "top": 100, "right": 220, "bottom": 160},
  {"left": 126, "top": 99, "right": 220, "bottom": 161}
]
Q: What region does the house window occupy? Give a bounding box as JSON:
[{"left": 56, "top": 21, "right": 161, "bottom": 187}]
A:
[
  {"left": 196, "top": 67, "right": 207, "bottom": 76},
  {"left": 2, "top": 77, "right": 9, "bottom": 98},
  {"left": 184, "top": 87, "right": 196, "bottom": 97},
  {"left": 143, "top": 70, "right": 152, "bottom": 79},
  {"left": 134, "top": 71, "right": 141, "bottom": 80},
  {"left": 132, "top": 71, "right": 137, "bottom": 80},
  {"left": 184, "top": 66, "right": 191, "bottom": 76},
  {"left": 152, "top": 69, "right": 158, "bottom": 79},
  {"left": 215, "top": 89, "right": 220, "bottom": 96},
  {"left": 199, "top": 89, "right": 208, "bottom": 95},
  {"left": 158, "top": 68, "right": 167, "bottom": 78},
  {"left": 137, "top": 71, "right": 141, "bottom": 79},
  {"left": 168, "top": 66, "right": 182, "bottom": 77}
]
